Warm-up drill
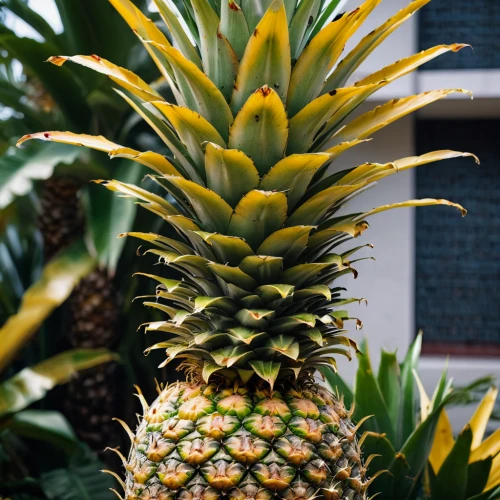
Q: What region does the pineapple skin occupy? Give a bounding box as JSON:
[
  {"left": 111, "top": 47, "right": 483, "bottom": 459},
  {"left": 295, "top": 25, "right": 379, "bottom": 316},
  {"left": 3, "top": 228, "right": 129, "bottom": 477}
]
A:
[{"left": 124, "top": 381, "right": 365, "bottom": 500}]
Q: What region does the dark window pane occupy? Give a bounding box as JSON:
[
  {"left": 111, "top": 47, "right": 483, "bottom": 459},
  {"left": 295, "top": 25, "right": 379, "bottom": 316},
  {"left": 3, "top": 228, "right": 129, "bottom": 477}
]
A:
[
  {"left": 419, "top": 1, "right": 500, "bottom": 70},
  {"left": 415, "top": 120, "right": 500, "bottom": 354}
]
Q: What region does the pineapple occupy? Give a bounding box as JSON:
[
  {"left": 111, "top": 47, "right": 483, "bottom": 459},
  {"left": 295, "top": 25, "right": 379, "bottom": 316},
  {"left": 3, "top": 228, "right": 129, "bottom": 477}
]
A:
[{"left": 17, "top": 0, "right": 477, "bottom": 497}]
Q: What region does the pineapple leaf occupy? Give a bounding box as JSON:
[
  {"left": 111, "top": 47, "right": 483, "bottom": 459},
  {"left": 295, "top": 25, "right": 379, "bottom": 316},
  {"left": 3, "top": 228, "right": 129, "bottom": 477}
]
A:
[
  {"left": 466, "top": 457, "right": 494, "bottom": 499},
  {"left": 220, "top": 0, "right": 251, "bottom": 60},
  {"left": 249, "top": 360, "right": 281, "bottom": 389},
  {"left": 226, "top": 190, "right": 288, "bottom": 249},
  {"left": 0, "top": 240, "right": 95, "bottom": 373},
  {"left": 47, "top": 54, "right": 163, "bottom": 103},
  {"left": 288, "top": 0, "right": 322, "bottom": 59},
  {"left": 259, "top": 154, "right": 330, "bottom": 210},
  {"left": 257, "top": 226, "right": 314, "bottom": 261},
  {"left": 323, "top": 0, "right": 431, "bottom": 92},
  {"left": 190, "top": 0, "right": 238, "bottom": 101},
  {"left": 153, "top": 0, "right": 203, "bottom": 69},
  {"left": 145, "top": 43, "right": 234, "bottom": 140},
  {"left": 377, "top": 350, "right": 402, "bottom": 431},
  {"left": 229, "top": 86, "right": 288, "bottom": 176},
  {"left": 231, "top": 0, "right": 291, "bottom": 113},
  {"left": 204, "top": 143, "right": 260, "bottom": 208}
]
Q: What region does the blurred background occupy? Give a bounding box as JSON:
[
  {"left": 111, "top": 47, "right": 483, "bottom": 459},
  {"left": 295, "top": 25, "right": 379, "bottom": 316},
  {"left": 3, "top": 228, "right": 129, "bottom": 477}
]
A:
[{"left": 0, "top": 0, "right": 498, "bottom": 498}]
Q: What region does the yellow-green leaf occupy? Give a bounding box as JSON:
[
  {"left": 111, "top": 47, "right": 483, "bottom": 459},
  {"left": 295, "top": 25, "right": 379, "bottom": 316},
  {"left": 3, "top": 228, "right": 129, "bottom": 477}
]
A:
[
  {"left": 329, "top": 89, "right": 472, "bottom": 146},
  {"left": 361, "top": 198, "right": 467, "bottom": 219},
  {"left": 229, "top": 86, "right": 288, "bottom": 176},
  {"left": 323, "top": 0, "right": 431, "bottom": 93},
  {"left": 469, "top": 386, "right": 499, "bottom": 450},
  {"left": 0, "top": 240, "right": 95, "bottom": 373},
  {"left": 0, "top": 349, "right": 116, "bottom": 416},
  {"left": 47, "top": 54, "right": 162, "bottom": 102},
  {"left": 205, "top": 142, "right": 259, "bottom": 207},
  {"left": 17, "top": 131, "right": 120, "bottom": 152},
  {"left": 221, "top": 0, "right": 251, "bottom": 60},
  {"left": 230, "top": 0, "right": 290, "bottom": 113},
  {"left": 109, "top": 148, "right": 182, "bottom": 177}
]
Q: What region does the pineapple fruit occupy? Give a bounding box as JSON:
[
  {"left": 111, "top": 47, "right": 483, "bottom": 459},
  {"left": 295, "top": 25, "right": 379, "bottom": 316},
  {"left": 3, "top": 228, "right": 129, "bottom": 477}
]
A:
[{"left": 18, "top": 0, "right": 477, "bottom": 497}]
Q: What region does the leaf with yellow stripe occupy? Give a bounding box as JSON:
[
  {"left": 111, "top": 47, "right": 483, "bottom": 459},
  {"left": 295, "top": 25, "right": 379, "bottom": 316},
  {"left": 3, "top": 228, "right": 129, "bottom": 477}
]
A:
[
  {"left": 288, "top": 0, "right": 322, "bottom": 59},
  {"left": 360, "top": 198, "right": 467, "bottom": 220},
  {"left": 287, "top": 84, "right": 378, "bottom": 154},
  {"left": 428, "top": 409, "right": 455, "bottom": 474},
  {"left": 152, "top": 0, "right": 203, "bottom": 69},
  {"left": 47, "top": 54, "right": 163, "bottom": 103},
  {"left": 164, "top": 177, "right": 233, "bottom": 233},
  {"left": 287, "top": 0, "right": 380, "bottom": 117},
  {"left": 229, "top": 86, "right": 288, "bottom": 176},
  {"left": 231, "top": 0, "right": 290, "bottom": 113},
  {"left": 259, "top": 153, "right": 330, "bottom": 210},
  {"left": 109, "top": 0, "right": 174, "bottom": 81},
  {"left": 204, "top": 143, "right": 259, "bottom": 208},
  {"left": 109, "top": 148, "right": 182, "bottom": 177},
  {"left": 190, "top": 0, "right": 238, "bottom": 101},
  {"left": 329, "top": 89, "right": 472, "bottom": 146},
  {"left": 17, "top": 131, "right": 120, "bottom": 152},
  {"left": 469, "top": 387, "right": 499, "bottom": 450},
  {"left": 145, "top": 43, "right": 233, "bottom": 140},
  {"left": 150, "top": 102, "right": 226, "bottom": 179},
  {"left": 324, "top": 0, "right": 431, "bottom": 93},
  {"left": 227, "top": 190, "right": 288, "bottom": 249}
]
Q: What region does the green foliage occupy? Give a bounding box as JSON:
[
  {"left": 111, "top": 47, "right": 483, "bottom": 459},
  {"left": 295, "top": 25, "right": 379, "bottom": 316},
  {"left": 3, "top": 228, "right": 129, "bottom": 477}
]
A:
[{"left": 321, "top": 333, "right": 454, "bottom": 499}]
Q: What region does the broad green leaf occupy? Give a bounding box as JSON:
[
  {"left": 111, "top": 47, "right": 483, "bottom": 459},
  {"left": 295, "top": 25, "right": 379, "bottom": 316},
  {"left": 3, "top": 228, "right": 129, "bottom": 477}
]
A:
[
  {"left": 145, "top": 43, "right": 234, "bottom": 140},
  {"left": 1, "top": 410, "right": 78, "bottom": 454},
  {"left": 249, "top": 360, "right": 281, "bottom": 389},
  {"left": 165, "top": 176, "right": 233, "bottom": 233},
  {"left": 190, "top": 0, "right": 238, "bottom": 101},
  {"left": 255, "top": 284, "right": 295, "bottom": 302},
  {"left": 41, "top": 460, "right": 116, "bottom": 500},
  {"left": 278, "top": 262, "right": 331, "bottom": 287},
  {"left": 466, "top": 458, "right": 494, "bottom": 499},
  {"left": 204, "top": 143, "right": 260, "bottom": 207},
  {"left": 229, "top": 86, "right": 288, "bottom": 176},
  {"left": 47, "top": 54, "right": 162, "bottom": 102},
  {"left": 259, "top": 154, "right": 330, "bottom": 210},
  {"left": 0, "top": 240, "right": 95, "bottom": 373},
  {"left": 194, "top": 296, "right": 239, "bottom": 315},
  {"left": 208, "top": 262, "right": 258, "bottom": 291},
  {"left": 220, "top": 0, "right": 251, "bottom": 60},
  {"left": 264, "top": 335, "right": 299, "bottom": 360},
  {"left": 231, "top": 0, "right": 291, "bottom": 113},
  {"left": 235, "top": 308, "right": 275, "bottom": 328},
  {"left": 354, "top": 343, "right": 396, "bottom": 444},
  {"left": 153, "top": 0, "right": 203, "bottom": 69},
  {"left": 241, "top": 0, "right": 273, "bottom": 32},
  {"left": 329, "top": 89, "right": 472, "bottom": 147},
  {"left": 0, "top": 349, "right": 116, "bottom": 416},
  {"left": 398, "top": 333, "right": 422, "bottom": 449},
  {"left": 377, "top": 350, "right": 402, "bottom": 431},
  {"left": 0, "top": 142, "right": 80, "bottom": 209},
  {"left": 431, "top": 426, "right": 472, "bottom": 500},
  {"left": 227, "top": 190, "right": 288, "bottom": 249},
  {"left": 323, "top": 0, "right": 431, "bottom": 92}
]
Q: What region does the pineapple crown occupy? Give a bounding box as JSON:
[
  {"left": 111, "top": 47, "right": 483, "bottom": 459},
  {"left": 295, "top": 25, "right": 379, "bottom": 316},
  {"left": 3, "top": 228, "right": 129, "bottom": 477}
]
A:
[{"left": 18, "top": 0, "right": 477, "bottom": 389}]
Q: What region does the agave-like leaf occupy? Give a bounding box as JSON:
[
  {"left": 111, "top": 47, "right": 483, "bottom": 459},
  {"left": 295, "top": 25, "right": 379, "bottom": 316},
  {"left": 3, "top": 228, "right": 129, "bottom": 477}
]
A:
[
  {"left": 288, "top": 0, "right": 322, "bottom": 59},
  {"left": 256, "top": 226, "right": 315, "bottom": 260},
  {"left": 220, "top": 0, "right": 251, "bottom": 60},
  {"left": 249, "top": 360, "right": 281, "bottom": 389}
]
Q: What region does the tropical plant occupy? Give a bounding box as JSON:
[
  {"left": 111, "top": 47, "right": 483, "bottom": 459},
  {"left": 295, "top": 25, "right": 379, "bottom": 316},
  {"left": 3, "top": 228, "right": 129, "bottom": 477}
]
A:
[
  {"left": 423, "top": 384, "right": 500, "bottom": 499},
  {"left": 322, "top": 334, "right": 460, "bottom": 499},
  {"left": 0, "top": 0, "right": 165, "bottom": 453},
  {"left": 17, "top": 0, "right": 481, "bottom": 497}
]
